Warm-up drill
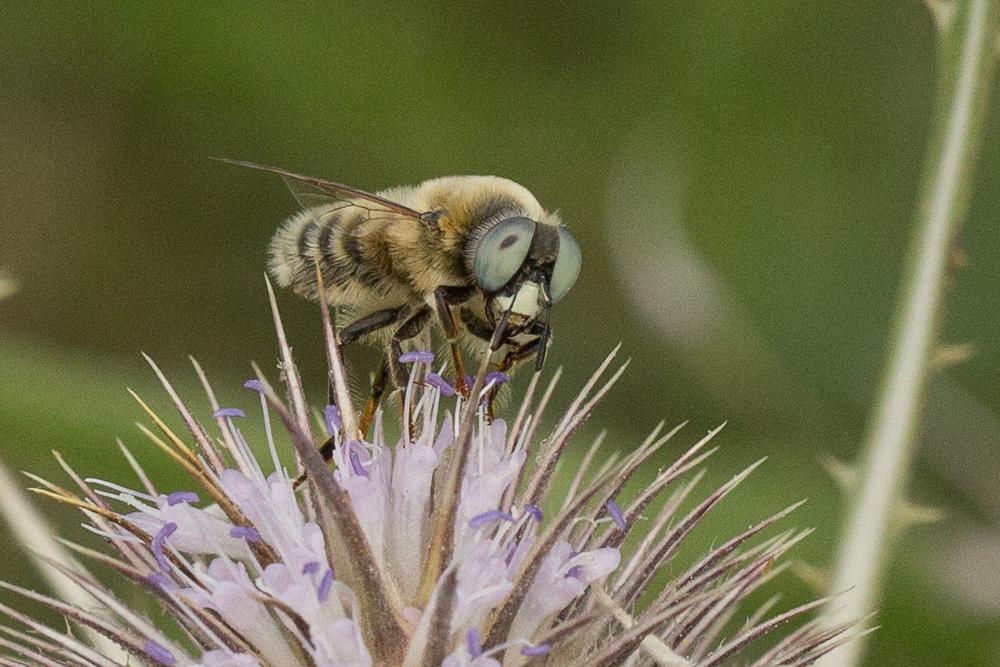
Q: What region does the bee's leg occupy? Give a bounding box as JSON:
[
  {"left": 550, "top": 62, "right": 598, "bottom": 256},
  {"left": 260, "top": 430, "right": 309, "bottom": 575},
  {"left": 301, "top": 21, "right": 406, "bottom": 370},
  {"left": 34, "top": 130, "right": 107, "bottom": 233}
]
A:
[
  {"left": 389, "top": 305, "right": 434, "bottom": 436},
  {"left": 339, "top": 306, "right": 409, "bottom": 345},
  {"left": 487, "top": 337, "right": 543, "bottom": 421},
  {"left": 333, "top": 305, "right": 408, "bottom": 404},
  {"left": 459, "top": 309, "right": 495, "bottom": 342},
  {"left": 293, "top": 359, "right": 387, "bottom": 492},
  {"left": 433, "top": 285, "right": 477, "bottom": 397},
  {"left": 357, "top": 356, "right": 390, "bottom": 437},
  {"left": 292, "top": 306, "right": 408, "bottom": 492}
]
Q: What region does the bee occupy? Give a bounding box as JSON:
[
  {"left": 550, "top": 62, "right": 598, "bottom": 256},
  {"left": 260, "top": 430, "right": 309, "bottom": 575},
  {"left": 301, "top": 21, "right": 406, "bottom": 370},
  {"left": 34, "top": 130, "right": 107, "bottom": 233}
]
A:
[{"left": 224, "top": 159, "right": 581, "bottom": 407}]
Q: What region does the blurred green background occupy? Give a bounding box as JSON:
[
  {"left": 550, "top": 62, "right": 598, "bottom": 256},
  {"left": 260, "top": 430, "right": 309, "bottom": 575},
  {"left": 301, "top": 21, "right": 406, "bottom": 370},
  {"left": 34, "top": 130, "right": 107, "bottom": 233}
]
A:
[{"left": 2, "top": 2, "right": 999, "bottom": 664}]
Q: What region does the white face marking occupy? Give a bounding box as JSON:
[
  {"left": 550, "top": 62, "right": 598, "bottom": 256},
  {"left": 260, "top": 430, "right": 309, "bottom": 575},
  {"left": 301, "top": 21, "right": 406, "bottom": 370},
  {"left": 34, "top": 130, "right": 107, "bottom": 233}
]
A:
[{"left": 496, "top": 282, "right": 542, "bottom": 319}]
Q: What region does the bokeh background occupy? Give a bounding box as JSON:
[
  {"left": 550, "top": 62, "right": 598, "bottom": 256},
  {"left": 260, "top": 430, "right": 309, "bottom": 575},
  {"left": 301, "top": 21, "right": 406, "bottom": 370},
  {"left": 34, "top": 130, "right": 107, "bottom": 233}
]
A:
[{"left": 2, "top": 3, "right": 999, "bottom": 664}]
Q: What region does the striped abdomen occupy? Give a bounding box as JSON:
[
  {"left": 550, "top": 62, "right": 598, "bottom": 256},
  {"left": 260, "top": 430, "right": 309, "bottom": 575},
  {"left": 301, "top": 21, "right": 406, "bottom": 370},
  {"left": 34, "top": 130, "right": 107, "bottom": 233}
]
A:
[{"left": 268, "top": 204, "right": 408, "bottom": 306}]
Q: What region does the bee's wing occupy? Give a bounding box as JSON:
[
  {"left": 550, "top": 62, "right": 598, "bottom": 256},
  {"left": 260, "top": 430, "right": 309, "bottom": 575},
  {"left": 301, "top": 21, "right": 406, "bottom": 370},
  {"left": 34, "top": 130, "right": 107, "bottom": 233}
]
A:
[{"left": 214, "top": 158, "right": 430, "bottom": 221}]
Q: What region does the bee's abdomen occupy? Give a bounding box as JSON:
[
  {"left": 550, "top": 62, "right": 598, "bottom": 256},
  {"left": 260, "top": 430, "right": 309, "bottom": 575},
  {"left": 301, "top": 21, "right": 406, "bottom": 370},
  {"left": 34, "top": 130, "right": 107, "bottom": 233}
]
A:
[{"left": 268, "top": 206, "right": 400, "bottom": 302}]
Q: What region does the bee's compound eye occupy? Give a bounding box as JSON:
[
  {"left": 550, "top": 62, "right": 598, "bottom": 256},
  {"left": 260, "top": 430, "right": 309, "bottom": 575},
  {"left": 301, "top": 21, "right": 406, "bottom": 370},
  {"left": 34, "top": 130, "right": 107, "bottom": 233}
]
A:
[
  {"left": 474, "top": 217, "right": 536, "bottom": 293},
  {"left": 549, "top": 228, "right": 581, "bottom": 302}
]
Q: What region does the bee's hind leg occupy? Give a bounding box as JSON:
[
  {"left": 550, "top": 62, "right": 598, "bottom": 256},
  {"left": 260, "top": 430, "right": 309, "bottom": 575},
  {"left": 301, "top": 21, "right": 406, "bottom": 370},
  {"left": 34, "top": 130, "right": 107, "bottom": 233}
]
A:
[
  {"left": 434, "top": 285, "right": 477, "bottom": 397},
  {"left": 357, "top": 356, "right": 390, "bottom": 438},
  {"left": 330, "top": 304, "right": 408, "bottom": 406},
  {"left": 388, "top": 305, "right": 433, "bottom": 437},
  {"left": 292, "top": 306, "right": 407, "bottom": 492}
]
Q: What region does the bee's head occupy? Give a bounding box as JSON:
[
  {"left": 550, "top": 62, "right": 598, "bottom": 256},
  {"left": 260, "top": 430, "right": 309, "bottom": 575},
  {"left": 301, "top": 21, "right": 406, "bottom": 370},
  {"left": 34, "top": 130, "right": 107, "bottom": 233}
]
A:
[{"left": 472, "top": 216, "right": 581, "bottom": 365}]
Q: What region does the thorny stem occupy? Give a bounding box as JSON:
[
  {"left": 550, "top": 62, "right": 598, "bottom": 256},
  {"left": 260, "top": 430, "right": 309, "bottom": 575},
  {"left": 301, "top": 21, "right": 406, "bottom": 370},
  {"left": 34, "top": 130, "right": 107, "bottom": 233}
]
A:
[
  {"left": 593, "top": 584, "right": 691, "bottom": 666},
  {"left": 819, "top": 1, "right": 1000, "bottom": 665}
]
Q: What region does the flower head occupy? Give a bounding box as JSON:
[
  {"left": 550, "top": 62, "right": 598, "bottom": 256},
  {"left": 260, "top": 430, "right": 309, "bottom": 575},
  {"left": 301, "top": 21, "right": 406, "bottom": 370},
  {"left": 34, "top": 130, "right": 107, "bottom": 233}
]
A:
[{"left": 0, "top": 283, "right": 855, "bottom": 665}]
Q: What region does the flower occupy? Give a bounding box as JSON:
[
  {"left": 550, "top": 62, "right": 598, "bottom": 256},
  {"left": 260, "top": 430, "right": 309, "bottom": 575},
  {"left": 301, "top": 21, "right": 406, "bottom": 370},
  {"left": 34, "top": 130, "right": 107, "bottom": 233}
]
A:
[{"left": 0, "top": 283, "right": 855, "bottom": 666}]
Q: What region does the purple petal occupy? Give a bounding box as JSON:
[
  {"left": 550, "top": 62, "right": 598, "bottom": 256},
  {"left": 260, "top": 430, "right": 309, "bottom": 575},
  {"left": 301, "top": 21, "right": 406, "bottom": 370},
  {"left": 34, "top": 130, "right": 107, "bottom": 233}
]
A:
[
  {"left": 243, "top": 379, "right": 265, "bottom": 393},
  {"left": 485, "top": 371, "right": 509, "bottom": 385},
  {"left": 521, "top": 644, "right": 551, "bottom": 657},
  {"left": 152, "top": 522, "right": 177, "bottom": 571},
  {"left": 524, "top": 504, "right": 544, "bottom": 523},
  {"left": 143, "top": 639, "right": 176, "bottom": 665},
  {"left": 212, "top": 407, "right": 246, "bottom": 419},
  {"left": 229, "top": 526, "right": 261, "bottom": 543},
  {"left": 165, "top": 491, "right": 198, "bottom": 506},
  {"left": 468, "top": 510, "right": 515, "bottom": 529},
  {"left": 324, "top": 404, "right": 341, "bottom": 434},
  {"left": 464, "top": 374, "right": 475, "bottom": 389},
  {"left": 398, "top": 350, "right": 434, "bottom": 364},
  {"left": 467, "top": 628, "right": 483, "bottom": 658},
  {"left": 317, "top": 568, "right": 335, "bottom": 602},
  {"left": 425, "top": 372, "right": 456, "bottom": 397},
  {"left": 301, "top": 561, "right": 321, "bottom": 576},
  {"left": 606, "top": 499, "right": 627, "bottom": 531},
  {"left": 504, "top": 542, "right": 518, "bottom": 567},
  {"left": 144, "top": 571, "right": 174, "bottom": 591},
  {"left": 349, "top": 448, "right": 369, "bottom": 478}
]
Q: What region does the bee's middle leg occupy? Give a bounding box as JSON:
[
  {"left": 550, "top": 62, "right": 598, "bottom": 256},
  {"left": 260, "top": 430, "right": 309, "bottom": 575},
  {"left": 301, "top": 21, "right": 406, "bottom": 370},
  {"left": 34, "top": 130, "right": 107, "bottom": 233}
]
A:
[{"left": 434, "top": 285, "right": 477, "bottom": 396}]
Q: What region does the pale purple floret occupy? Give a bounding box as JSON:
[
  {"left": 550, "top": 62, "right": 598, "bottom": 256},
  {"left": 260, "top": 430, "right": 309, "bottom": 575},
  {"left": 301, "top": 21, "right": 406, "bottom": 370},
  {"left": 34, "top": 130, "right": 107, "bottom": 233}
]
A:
[
  {"left": 229, "top": 526, "right": 261, "bottom": 543},
  {"left": 466, "top": 628, "right": 483, "bottom": 658},
  {"left": 166, "top": 491, "right": 198, "bottom": 506},
  {"left": 143, "top": 639, "right": 175, "bottom": 665},
  {"left": 520, "top": 644, "right": 551, "bottom": 657},
  {"left": 504, "top": 542, "right": 518, "bottom": 567},
  {"left": 398, "top": 350, "right": 434, "bottom": 364},
  {"left": 324, "top": 404, "right": 341, "bottom": 434},
  {"left": 524, "top": 504, "right": 543, "bottom": 523},
  {"left": 425, "top": 372, "right": 456, "bottom": 397},
  {"left": 242, "top": 379, "right": 265, "bottom": 393},
  {"left": 606, "top": 498, "right": 627, "bottom": 531},
  {"left": 468, "top": 510, "right": 515, "bottom": 529},
  {"left": 152, "top": 522, "right": 177, "bottom": 571},
  {"left": 484, "top": 371, "right": 508, "bottom": 386},
  {"left": 213, "top": 407, "right": 246, "bottom": 418},
  {"left": 349, "top": 448, "right": 369, "bottom": 478},
  {"left": 317, "top": 568, "right": 334, "bottom": 602}
]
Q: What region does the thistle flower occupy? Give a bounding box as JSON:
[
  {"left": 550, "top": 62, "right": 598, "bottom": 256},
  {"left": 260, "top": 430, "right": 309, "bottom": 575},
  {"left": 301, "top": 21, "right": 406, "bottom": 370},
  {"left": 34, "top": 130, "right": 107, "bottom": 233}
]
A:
[{"left": 0, "top": 283, "right": 855, "bottom": 666}]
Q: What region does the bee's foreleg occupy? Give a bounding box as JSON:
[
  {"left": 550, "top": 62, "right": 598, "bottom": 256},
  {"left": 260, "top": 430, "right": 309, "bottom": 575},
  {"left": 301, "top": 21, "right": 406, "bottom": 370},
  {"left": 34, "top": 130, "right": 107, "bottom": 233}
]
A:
[
  {"left": 486, "top": 336, "right": 544, "bottom": 421},
  {"left": 433, "top": 285, "right": 476, "bottom": 397},
  {"left": 497, "top": 337, "right": 543, "bottom": 374}
]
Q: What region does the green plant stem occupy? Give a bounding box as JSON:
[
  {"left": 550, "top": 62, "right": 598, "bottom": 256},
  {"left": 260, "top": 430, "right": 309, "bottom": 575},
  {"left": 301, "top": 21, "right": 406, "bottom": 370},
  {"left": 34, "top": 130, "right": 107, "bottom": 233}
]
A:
[{"left": 819, "top": 2, "right": 1000, "bottom": 665}]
